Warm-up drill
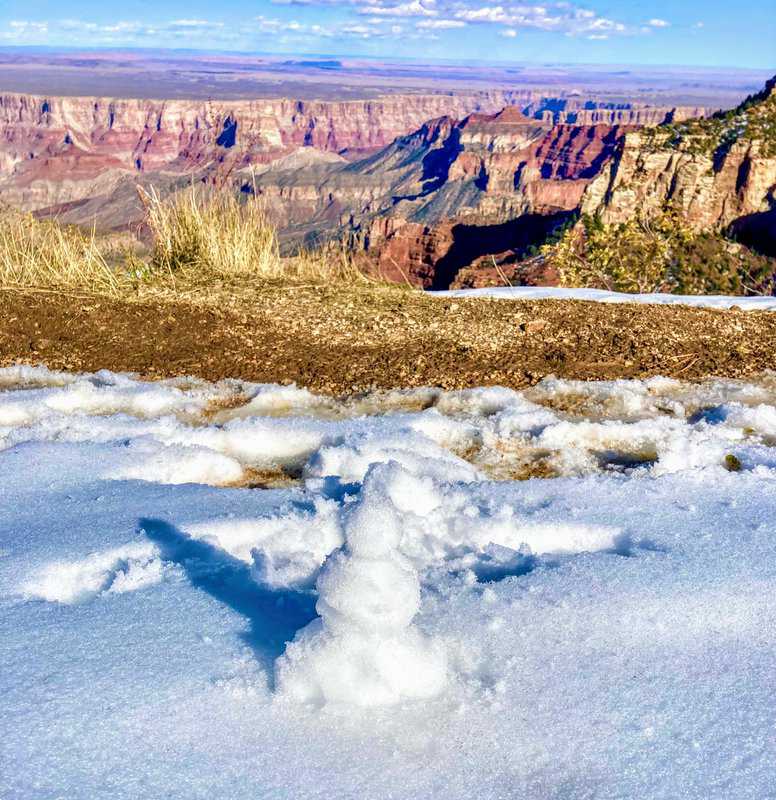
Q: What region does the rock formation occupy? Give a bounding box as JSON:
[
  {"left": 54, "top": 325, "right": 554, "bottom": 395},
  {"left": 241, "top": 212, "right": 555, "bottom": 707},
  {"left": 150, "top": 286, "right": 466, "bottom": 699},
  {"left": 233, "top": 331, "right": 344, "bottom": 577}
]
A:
[
  {"left": 0, "top": 90, "right": 706, "bottom": 214},
  {"left": 581, "top": 77, "right": 776, "bottom": 256},
  {"left": 1, "top": 79, "right": 772, "bottom": 288}
]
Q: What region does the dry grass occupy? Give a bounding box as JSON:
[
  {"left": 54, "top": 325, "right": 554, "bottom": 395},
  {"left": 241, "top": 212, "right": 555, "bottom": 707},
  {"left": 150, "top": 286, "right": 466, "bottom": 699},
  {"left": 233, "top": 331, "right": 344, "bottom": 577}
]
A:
[
  {"left": 139, "top": 185, "right": 368, "bottom": 285},
  {"left": 0, "top": 208, "right": 122, "bottom": 293},
  {"left": 140, "top": 185, "right": 279, "bottom": 278},
  {"left": 0, "top": 188, "right": 372, "bottom": 296}
]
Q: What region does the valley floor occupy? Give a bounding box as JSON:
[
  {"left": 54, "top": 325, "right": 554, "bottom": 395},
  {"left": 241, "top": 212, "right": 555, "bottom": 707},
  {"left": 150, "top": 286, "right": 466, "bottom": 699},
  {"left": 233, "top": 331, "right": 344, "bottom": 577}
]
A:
[{"left": 1, "top": 284, "right": 776, "bottom": 391}]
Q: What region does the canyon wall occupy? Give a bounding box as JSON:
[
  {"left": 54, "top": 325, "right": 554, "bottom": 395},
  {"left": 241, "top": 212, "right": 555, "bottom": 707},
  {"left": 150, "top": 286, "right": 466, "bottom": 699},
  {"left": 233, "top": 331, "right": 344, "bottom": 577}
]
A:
[
  {"left": 581, "top": 77, "right": 776, "bottom": 255},
  {"left": 0, "top": 91, "right": 522, "bottom": 210},
  {"left": 339, "top": 110, "right": 631, "bottom": 285},
  {"left": 582, "top": 134, "right": 776, "bottom": 230},
  {"left": 0, "top": 90, "right": 707, "bottom": 212}
]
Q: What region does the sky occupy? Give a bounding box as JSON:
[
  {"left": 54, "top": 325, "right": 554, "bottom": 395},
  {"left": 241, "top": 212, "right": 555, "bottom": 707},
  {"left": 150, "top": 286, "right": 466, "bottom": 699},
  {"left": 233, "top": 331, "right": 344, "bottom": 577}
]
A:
[{"left": 0, "top": 1, "right": 773, "bottom": 70}]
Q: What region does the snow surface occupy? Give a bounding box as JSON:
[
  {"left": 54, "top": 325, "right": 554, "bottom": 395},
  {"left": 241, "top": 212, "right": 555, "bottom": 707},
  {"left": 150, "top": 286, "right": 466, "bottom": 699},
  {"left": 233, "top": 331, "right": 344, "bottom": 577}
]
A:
[
  {"left": 3, "top": 366, "right": 776, "bottom": 798},
  {"left": 434, "top": 285, "right": 776, "bottom": 310}
]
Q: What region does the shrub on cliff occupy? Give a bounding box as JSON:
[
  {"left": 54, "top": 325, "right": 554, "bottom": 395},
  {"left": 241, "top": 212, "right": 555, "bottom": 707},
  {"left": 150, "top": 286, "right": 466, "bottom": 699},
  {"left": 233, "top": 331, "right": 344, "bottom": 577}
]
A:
[
  {"left": 645, "top": 74, "right": 776, "bottom": 159},
  {"left": 543, "top": 212, "right": 775, "bottom": 296}
]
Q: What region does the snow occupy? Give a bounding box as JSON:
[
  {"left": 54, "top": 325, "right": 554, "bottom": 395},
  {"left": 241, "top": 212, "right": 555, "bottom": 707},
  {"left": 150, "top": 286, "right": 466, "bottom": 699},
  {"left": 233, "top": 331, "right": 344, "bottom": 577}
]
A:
[
  {"left": 276, "top": 463, "right": 449, "bottom": 707},
  {"left": 433, "top": 285, "right": 776, "bottom": 310},
  {"left": 3, "top": 366, "right": 776, "bottom": 798},
  {"left": 22, "top": 542, "right": 174, "bottom": 605}
]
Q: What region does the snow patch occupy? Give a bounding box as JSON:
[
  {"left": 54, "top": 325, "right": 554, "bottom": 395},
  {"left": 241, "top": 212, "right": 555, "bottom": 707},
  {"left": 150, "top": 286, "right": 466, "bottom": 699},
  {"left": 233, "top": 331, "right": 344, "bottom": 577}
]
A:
[
  {"left": 106, "top": 442, "right": 245, "bottom": 486},
  {"left": 185, "top": 498, "right": 343, "bottom": 589},
  {"left": 434, "top": 285, "right": 776, "bottom": 310},
  {"left": 23, "top": 542, "right": 172, "bottom": 604},
  {"left": 4, "top": 367, "right": 776, "bottom": 796}
]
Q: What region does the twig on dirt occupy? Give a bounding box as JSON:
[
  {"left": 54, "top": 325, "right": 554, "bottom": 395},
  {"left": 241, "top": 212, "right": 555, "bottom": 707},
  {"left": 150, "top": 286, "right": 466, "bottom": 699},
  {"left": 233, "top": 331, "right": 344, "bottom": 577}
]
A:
[
  {"left": 491, "top": 255, "right": 513, "bottom": 288},
  {"left": 675, "top": 354, "right": 701, "bottom": 375}
]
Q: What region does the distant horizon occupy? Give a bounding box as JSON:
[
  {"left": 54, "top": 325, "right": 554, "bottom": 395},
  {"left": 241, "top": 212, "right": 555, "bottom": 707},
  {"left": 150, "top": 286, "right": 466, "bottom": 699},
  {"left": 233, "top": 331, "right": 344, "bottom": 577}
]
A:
[
  {"left": 1, "top": 1, "right": 774, "bottom": 71},
  {"left": 0, "top": 44, "right": 772, "bottom": 76}
]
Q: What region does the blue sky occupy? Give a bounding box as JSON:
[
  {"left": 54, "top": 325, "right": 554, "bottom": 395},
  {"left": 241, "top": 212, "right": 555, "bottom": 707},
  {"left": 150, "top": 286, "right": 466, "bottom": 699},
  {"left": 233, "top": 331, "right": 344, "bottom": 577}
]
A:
[{"left": 0, "top": 1, "right": 773, "bottom": 69}]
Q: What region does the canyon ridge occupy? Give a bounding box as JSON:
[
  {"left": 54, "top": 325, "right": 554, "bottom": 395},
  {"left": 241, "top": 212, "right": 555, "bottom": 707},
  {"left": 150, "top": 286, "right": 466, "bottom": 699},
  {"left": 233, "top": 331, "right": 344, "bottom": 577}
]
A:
[{"left": 0, "top": 68, "right": 774, "bottom": 288}]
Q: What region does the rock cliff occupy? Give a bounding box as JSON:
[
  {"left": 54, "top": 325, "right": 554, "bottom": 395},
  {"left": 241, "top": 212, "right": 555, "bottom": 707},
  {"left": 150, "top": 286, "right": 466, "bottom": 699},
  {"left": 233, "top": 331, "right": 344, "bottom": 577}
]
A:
[
  {"left": 0, "top": 90, "right": 705, "bottom": 213},
  {"left": 582, "top": 76, "right": 776, "bottom": 255}
]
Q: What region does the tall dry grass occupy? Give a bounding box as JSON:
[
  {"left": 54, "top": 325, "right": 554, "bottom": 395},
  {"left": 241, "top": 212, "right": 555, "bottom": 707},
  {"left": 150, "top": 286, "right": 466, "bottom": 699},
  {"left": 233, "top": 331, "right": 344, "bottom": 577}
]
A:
[
  {"left": 139, "top": 185, "right": 280, "bottom": 278},
  {"left": 0, "top": 209, "right": 122, "bottom": 293},
  {"left": 0, "top": 188, "right": 371, "bottom": 296},
  {"left": 139, "top": 185, "right": 367, "bottom": 284}
]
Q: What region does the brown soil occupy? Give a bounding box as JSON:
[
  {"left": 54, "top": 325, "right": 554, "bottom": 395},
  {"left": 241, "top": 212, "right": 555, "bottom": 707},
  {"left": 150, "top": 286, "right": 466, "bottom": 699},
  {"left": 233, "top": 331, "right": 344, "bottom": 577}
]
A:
[{"left": 1, "top": 285, "right": 775, "bottom": 393}]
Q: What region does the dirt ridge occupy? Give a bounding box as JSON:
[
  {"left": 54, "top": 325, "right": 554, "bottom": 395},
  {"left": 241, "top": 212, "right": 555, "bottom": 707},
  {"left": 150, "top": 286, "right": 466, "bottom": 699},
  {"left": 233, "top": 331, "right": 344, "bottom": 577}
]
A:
[{"left": 2, "top": 286, "right": 775, "bottom": 393}]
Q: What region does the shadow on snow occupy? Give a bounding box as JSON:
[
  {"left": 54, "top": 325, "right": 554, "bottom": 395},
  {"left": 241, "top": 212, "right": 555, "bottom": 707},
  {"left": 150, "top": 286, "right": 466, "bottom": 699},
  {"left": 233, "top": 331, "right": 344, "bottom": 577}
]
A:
[{"left": 139, "top": 517, "right": 317, "bottom": 675}]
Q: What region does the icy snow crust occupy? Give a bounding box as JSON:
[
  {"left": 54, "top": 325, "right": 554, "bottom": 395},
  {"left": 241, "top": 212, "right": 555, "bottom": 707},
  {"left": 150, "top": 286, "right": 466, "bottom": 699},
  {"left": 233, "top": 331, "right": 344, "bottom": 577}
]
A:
[
  {"left": 435, "top": 285, "right": 776, "bottom": 310},
  {"left": 2, "top": 366, "right": 776, "bottom": 799}
]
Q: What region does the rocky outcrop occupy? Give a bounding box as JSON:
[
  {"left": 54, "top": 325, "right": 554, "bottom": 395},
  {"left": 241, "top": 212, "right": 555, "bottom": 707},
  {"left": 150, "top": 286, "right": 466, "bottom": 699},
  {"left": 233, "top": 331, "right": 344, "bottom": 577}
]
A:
[
  {"left": 582, "top": 135, "right": 776, "bottom": 230},
  {"left": 333, "top": 111, "right": 629, "bottom": 286},
  {"left": 581, "top": 77, "right": 776, "bottom": 252}
]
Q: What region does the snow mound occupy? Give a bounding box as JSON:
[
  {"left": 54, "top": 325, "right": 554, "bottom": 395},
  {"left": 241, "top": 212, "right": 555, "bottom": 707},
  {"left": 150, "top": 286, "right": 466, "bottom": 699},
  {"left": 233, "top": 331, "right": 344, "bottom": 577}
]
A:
[
  {"left": 23, "top": 542, "right": 172, "bottom": 604},
  {"left": 434, "top": 285, "right": 776, "bottom": 310},
  {"left": 106, "top": 442, "right": 245, "bottom": 486}
]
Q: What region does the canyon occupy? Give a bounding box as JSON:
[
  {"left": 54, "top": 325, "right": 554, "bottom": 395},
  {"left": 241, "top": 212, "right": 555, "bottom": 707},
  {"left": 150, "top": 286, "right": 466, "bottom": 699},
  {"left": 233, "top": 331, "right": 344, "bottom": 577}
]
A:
[
  {"left": 0, "top": 89, "right": 710, "bottom": 212},
  {"left": 0, "top": 74, "right": 774, "bottom": 288},
  {"left": 245, "top": 78, "right": 776, "bottom": 286}
]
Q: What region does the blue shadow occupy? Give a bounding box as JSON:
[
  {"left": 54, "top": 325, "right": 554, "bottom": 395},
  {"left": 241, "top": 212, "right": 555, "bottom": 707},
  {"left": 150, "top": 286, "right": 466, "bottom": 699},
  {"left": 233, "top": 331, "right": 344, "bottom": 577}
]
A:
[{"left": 139, "top": 517, "right": 318, "bottom": 674}]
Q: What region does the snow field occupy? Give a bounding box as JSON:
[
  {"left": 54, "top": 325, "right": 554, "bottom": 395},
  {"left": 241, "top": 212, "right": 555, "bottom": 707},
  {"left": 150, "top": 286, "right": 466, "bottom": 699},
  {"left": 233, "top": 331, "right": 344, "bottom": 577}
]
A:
[
  {"left": 2, "top": 366, "right": 776, "bottom": 798},
  {"left": 435, "top": 285, "right": 776, "bottom": 310}
]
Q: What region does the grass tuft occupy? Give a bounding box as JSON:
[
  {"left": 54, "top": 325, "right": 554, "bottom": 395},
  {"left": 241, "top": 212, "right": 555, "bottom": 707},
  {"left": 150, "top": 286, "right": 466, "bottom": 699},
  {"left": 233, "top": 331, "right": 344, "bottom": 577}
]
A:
[
  {"left": 139, "top": 185, "right": 280, "bottom": 278},
  {"left": 0, "top": 208, "right": 122, "bottom": 293},
  {"left": 139, "top": 185, "right": 368, "bottom": 285}
]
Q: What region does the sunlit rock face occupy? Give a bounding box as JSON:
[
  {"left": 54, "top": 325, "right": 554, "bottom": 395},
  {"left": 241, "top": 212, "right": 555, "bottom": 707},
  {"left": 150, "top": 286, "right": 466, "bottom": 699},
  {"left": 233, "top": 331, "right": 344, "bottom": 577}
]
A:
[
  {"left": 582, "top": 77, "right": 776, "bottom": 239},
  {"left": 0, "top": 91, "right": 527, "bottom": 211}
]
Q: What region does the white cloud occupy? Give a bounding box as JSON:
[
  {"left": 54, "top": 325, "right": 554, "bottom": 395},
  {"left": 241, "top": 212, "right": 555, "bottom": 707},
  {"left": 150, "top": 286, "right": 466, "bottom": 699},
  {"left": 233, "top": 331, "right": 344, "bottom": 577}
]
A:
[
  {"left": 360, "top": 1, "right": 438, "bottom": 17},
  {"left": 0, "top": 3, "right": 646, "bottom": 48},
  {"left": 170, "top": 19, "right": 218, "bottom": 28},
  {"left": 416, "top": 19, "right": 466, "bottom": 29},
  {"left": 451, "top": 3, "right": 631, "bottom": 36},
  {"left": 4, "top": 20, "right": 49, "bottom": 36},
  {"left": 647, "top": 18, "right": 670, "bottom": 28},
  {"left": 455, "top": 6, "right": 508, "bottom": 23}
]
